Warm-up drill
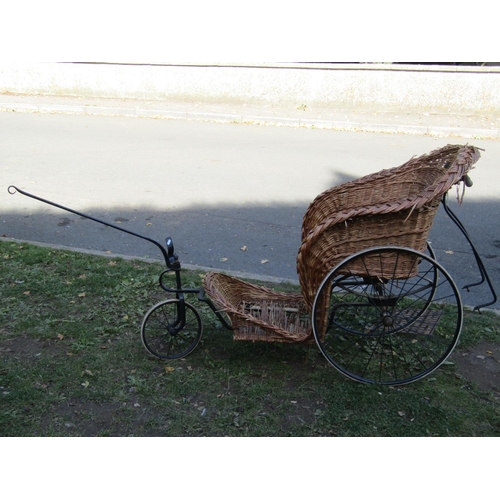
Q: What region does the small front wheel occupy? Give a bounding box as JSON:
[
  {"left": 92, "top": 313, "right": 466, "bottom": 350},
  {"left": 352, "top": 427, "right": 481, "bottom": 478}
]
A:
[{"left": 141, "top": 299, "right": 202, "bottom": 360}]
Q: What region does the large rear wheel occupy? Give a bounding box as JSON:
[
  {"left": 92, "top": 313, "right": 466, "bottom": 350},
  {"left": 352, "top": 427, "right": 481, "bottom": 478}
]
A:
[{"left": 312, "top": 246, "right": 462, "bottom": 385}]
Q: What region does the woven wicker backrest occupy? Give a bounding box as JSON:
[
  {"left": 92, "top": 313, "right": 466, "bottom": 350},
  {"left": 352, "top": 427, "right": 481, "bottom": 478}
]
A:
[{"left": 297, "top": 144, "right": 481, "bottom": 311}]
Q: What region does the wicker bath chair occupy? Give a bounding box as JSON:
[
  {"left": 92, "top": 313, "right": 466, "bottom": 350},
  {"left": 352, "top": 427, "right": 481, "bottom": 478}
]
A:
[
  {"left": 9, "top": 143, "right": 489, "bottom": 385},
  {"left": 202, "top": 144, "right": 481, "bottom": 352},
  {"left": 297, "top": 143, "right": 480, "bottom": 312}
]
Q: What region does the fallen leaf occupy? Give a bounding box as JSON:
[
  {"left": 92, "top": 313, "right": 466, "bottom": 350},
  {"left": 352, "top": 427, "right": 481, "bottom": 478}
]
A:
[
  {"left": 23, "top": 291, "right": 31, "bottom": 295},
  {"left": 165, "top": 366, "right": 175, "bottom": 373},
  {"left": 445, "top": 250, "right": 454, "bottom": 255},
  {"left": 240, "top": 246, "right": 248, "bottom": 251},
  {"left": 57, "top": 334, "right": 64, "bottom": 340},
  {"left": 398, "top": 411, "right": 405, "bottom": 417},
  {"left": 146, "top": 222, "right": 152, "bottom": 226},
  {"left": 108, "top": 261, "right": 117, "bottom": 266},
  {"left": 220, "top": 257, "right": 228, "bottom": 262},
  {"left": 81, "top": 380, "right": 90, "bottom": 388},
  {"left": 260, "top": 259, "right": 269, "bottom": 264},
  {"left": 78, "top": 292, "right": 86, "bottom": 298}
]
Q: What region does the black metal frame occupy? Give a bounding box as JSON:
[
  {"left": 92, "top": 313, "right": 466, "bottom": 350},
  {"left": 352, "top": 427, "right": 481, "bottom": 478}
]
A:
[
  {"left": 441, "top": 193, "right": 497, "bottom": 310},
  {"left": 7, "top": 185, "right": 233, "bottom": 331}
]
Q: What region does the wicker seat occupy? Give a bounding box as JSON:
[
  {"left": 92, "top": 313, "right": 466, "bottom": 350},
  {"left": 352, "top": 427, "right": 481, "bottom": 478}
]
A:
[{"left": 203, "top": 144, "right": 481, "bottom": 343}]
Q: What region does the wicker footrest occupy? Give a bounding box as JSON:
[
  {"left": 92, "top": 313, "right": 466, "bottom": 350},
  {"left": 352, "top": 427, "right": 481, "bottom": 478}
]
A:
[
  {"left": 203, "top": 272, "right": 313, "bottom": 343},
  {"left": 402, "top": 309, "right": 443, "bottom": 336}
]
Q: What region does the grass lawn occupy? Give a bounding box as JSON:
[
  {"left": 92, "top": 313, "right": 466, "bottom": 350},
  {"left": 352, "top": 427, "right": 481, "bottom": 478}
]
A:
[{"left": 1, "top": 239, "right": 500, "bottom": 436}]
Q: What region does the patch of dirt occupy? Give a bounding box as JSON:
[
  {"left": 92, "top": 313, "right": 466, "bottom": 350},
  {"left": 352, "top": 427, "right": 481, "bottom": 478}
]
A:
[
  {"left": 450, "top": 341, "right": 500, "bottom": 396},
  {"left": 42, "top": 400, "right": 125, "bottom": 436},
  {"left": 0, "top": 335, "right": 67, "bottom": 357},
  {"left": 284, "top": 396, "right": 327, "bottom": 427}
]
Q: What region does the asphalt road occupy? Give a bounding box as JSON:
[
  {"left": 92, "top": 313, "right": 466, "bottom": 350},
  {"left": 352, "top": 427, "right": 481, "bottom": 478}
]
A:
[{"left": 1, "top": 111, "right": 499, "bottom": 310}]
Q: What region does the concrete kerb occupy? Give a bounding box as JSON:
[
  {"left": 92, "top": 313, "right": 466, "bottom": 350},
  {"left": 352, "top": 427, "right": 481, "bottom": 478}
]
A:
[
  {"left": 1, "top": 101, "right": 498, "bottom": 139},
  {"left": 1, "top": 236, "right": 300, "bottom": 286}
]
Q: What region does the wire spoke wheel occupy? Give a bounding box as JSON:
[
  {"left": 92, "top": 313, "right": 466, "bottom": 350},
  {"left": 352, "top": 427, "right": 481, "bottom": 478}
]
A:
[
  {"left": 141, "top": 299, "right": 202, "bottom": 360},
  {"left": 312, "top": 246, "right": 463, "bottom": 385}
]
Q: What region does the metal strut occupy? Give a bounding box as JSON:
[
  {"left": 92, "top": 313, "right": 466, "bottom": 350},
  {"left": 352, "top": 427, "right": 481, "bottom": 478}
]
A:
[
  {"left": 7, "top": 185, "right": 178, "bottom": 270},
  {"left": 441, "top": 192, "right": 497, "bottom": 311}
]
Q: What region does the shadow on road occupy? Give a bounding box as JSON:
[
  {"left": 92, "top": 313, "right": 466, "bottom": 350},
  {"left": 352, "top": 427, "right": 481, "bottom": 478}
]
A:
[{"left": 1, "top": 195, "right": 498, "bottom": 310}]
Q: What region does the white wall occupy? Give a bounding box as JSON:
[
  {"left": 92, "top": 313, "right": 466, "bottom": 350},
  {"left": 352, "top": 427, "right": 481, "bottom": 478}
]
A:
[{"left": 1, "top": 63, "right": 499, "bottom": 114}]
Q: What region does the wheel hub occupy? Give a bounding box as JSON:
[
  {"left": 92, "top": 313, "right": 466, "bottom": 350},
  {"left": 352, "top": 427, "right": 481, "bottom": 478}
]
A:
[{"left": 382, "top": 314, "right": 394, "bottom": 327}]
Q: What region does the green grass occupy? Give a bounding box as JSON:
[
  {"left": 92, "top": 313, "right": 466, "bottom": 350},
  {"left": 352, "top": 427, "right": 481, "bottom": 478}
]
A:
[{"left": 1, "top": 239, "right": 500, "bottom": 436}]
